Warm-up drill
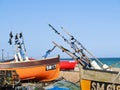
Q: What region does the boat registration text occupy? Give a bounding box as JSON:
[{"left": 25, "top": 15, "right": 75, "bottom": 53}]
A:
[
  {"left": 91, "top": 81, "right": 120, "bottom": 90},
  {"left": 46, "top": 64, "right": 56, "bottom": 71}
]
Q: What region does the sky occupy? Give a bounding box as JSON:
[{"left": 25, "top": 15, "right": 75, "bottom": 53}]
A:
[{"left": 0, "top": 0, "right": 120, "bottom": 59}]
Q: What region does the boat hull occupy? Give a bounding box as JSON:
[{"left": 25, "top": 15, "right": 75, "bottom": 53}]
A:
[
  {"left": 60, "top": 60, "right": 77, "bottom": 70},
  {"left": 80, "top": 67, "right": 120, "bottom": 90},
  {"left": 0, "top": 56, "right": 60, "bottom": 81}
]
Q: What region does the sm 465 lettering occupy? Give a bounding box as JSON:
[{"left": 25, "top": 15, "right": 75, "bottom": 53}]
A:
[{"left": 91, "top": 81, "right": 120, "bottom": 90}]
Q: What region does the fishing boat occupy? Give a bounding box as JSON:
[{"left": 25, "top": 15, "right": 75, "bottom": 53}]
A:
[
  {"left": 48, "top": 24, "right": 120, "bottom": 89},
  {"left": 80, "top": 66, "right": 120, "bottom": 90},
  {"left": 0, "top": 56, "right": 60, "bottom": 81},
  {"left": 0, "top": 32, "right": 60, "bottom": 81},
  {"left": 60, "top": 60, "right": 77, "bottom": 70}
]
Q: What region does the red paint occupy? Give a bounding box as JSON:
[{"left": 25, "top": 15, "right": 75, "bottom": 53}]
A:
[{"left": 60, "top": 60, "right": 77, "bottom": 70}]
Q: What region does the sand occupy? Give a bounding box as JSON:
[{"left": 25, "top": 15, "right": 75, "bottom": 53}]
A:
[{"left": 59, "top": 71, "right": 80, "bottom": 83}]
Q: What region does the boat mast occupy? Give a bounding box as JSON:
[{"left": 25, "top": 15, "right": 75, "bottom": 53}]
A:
[
  {"left": 49, "top": 24, "right": 110, "bottom": 70},
  {"left": 8, "top": 32, "right": 29, "bottom": 62}
]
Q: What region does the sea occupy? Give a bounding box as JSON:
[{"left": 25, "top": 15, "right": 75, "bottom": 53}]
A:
[
  {"left": 97, "top": 57, "right": 120, "bottom": 68},
  {"left": 60, "top": 57, "right": 120, "bottom": 68}
]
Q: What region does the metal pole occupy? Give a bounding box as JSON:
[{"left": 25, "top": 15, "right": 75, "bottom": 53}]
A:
[{"left": 2, "top": 49, "right": 4, "bottom": 60}]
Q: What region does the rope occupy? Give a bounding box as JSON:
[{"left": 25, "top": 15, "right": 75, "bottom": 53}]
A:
[
  {"left": 61, "top": 27, "right": 104, "bottom": 67},
  {"left": 112, "top": 72, "right": 120, "bottom": 86}
]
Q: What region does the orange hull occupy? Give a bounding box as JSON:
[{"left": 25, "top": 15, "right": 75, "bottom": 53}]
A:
[{"left": 0, "top": 56, "right": 60, "bottom": 81}]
